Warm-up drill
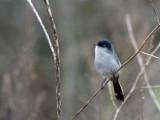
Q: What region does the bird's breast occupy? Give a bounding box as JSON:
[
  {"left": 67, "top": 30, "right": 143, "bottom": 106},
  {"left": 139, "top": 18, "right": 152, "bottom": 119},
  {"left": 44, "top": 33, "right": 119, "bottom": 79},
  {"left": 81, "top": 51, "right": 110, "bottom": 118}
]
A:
[{"left": 94, "top": 47, "right": 120, "bottom": 77}]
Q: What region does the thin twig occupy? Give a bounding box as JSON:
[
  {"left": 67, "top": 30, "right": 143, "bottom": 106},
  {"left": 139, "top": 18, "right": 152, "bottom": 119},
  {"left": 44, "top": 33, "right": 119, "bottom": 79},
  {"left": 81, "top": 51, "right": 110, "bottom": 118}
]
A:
[
  {"left": 27, "top": 0, "right": 62, "bottom": 119},
  {"left": 126, "top": 14, "right": 160, "bottom": 112},
  {"left": 71, "top": 79, "right": 110, "bottom": 120},
  {"left": 27, "top": 0, "right": 56, "bottom": 60},
  {"left": 140, "top": 78, "right": 144, "bottom": 120},
  {"left": 140, "top": 51, "right": 160, "bottom": 60},
  {"left": 113, "top": 68, "right": 144, "bottom": 120},
  {"left": 146, "top": 42, "right": 160, "bottom": 65},
  {"left": 140, "top": 89, "right": 144, "bottom": 120},
  {"left": 114, "top": 23, "right": 160, "bottom": 77},
  {"left": 149, "top": 0, "right": 160, "bottom": 24},
  {"left": 71, "top": 18, "right": 160, "bottom": 120},
  {"left": 43, "top": 0, "right": 62, "bottom": 120},
  {"left": 113, "top": 41, "right": 160, "bottom": 120},
  {"left": 141, "top": 85, "right": 160, "bottom": 88}
]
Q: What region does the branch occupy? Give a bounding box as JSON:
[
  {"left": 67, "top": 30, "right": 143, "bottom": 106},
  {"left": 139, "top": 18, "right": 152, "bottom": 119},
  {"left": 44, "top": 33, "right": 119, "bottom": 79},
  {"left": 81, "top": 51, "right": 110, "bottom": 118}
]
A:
[
  {"left": 126, "top": 14, "right": 160, "bottom": 112},
  {"left": 140, "top": 51, "right": 160, "bottom": 60},
  {"left": 27, "top": 0, "right": 62, "bottom": 119},
  {"left": 71, "top": 79, "right": 110, "bottom": 120},
  {"left": 27, "top": 0, "right": 56, "bottom": 60},
  {"left": 141, "top": 85, "right": 160, "bottom": 88},
  {"left": 126, "top": 14, "right": 146, "bottom": 120},
  {"left": 113, "top": 15, "right": 160, "bottom": 120},
  {"left": 113, "top": 49, "right": 160, "bottom": 119},
  {"left": 115, "top": 24, "right": 160, "bottom": 75},
  {"left": 146, "top": 42, "right": 160, "bottom": 65},
  {"left": 43, "top": 0, "right": 62, "bottom": 120},
  {"left": 149, "top": 0, "right": 160, "bottom": 24},
  {"left": 140, "top": 83, "right": 144, "bottom": 120},
  {"left": 113, "top": 68, "right": 144, "bottom": 120},
  {"left": 71, "top": 16, "right": 160, "bottom": 120}
]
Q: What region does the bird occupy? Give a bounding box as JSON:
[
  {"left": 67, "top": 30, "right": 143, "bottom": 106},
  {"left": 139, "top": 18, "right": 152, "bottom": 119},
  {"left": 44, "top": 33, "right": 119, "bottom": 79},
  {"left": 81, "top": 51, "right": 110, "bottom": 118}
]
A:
[{"left": 94, "top": 39, "right": 124, "bottom": 101}]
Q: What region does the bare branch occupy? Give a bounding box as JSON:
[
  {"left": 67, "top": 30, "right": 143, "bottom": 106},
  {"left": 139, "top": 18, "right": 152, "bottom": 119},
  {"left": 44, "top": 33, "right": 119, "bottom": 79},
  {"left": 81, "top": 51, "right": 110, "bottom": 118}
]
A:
[
  {"left": 43, "top": 0, "right": 62, "bottom": 120},
  {"left": 149, "top": 0, "right": 160, "bottom": 24},
  {"left": 113, "top": 38, "right": 160, "bottom": 120},
  {"left": 27, "top": 0, "right": 62, "bottom": 119},
  {"left": 113, "top": 68, "right": 144, "bottom": 120},
  {"left": 140, "top": 51, "right": 160, "bottom": 60},
  {"left": 140, "top": 85, "right": 144, "bottom": 120},
  {"left": 27, "top": 0, "right": 56, "bottom": 61},
  {"left": 141, "top": 85, "right": 160, "bottom": 88},
  {"left": 114, "top": 21, "right": 160, "bottom": 76},
  {"left": 71, "top": 79, "right": 110, "bottom": 120},
  {"left": 113, "top": 40, "right": 160, "bottom": 119},
  {"left": 126, "top": 14, "right": 160, "bottom": 112},
  {"left": 71, "top": 16, "right": 160, "bottom": 120},
  {"left": 146, "top": 42, "right": 160, "bottom": 65}
]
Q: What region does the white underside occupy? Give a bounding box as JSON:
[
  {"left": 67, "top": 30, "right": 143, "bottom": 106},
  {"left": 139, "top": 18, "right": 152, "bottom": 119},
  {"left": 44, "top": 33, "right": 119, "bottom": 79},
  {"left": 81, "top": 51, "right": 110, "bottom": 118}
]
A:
[{"left": 94, "top": 46, "right": 120, "bottom": 78}]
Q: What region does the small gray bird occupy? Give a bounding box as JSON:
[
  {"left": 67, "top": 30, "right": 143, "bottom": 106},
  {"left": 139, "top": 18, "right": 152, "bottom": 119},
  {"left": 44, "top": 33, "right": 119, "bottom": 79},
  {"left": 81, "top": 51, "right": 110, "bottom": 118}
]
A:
[{"left": 94, "top": 39, "right": 124, "bottom": 101}]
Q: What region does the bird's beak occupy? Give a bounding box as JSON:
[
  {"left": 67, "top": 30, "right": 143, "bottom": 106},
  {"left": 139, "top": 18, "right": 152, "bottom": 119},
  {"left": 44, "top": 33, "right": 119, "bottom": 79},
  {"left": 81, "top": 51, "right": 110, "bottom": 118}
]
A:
[{"left": 93, "top": 43, "right": 97, "bottom": 46}]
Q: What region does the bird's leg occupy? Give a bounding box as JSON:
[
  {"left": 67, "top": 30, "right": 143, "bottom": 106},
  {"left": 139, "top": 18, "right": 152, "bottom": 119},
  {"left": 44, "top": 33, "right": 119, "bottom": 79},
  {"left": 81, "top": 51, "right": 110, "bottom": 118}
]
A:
[{"left": 101, "top": 78, "right": 107, "bottom": 90}]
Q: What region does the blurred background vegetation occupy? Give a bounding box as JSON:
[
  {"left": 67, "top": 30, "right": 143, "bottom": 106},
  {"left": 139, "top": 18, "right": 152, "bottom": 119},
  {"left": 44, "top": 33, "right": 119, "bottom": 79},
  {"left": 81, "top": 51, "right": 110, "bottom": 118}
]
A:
[{"left": 0, "top": 0, "right": 160, "bottom": 120}]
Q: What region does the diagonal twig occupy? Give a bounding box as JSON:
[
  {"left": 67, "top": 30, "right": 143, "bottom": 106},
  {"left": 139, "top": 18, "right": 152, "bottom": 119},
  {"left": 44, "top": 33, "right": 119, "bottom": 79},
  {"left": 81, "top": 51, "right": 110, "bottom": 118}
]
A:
[
  {"left": 113, "top": 15, "right": 160, "bottom": 120},
  {"left": 71, "top": 79, "right": 110, "bottom": 120},
  {"left": 113, "top": 40, "right": 160, "bottom": 119},
  {"left": 126, "top": 14, "right": 160, "bottom": 112},
  {"left": 113, "top": 44, "right": 160, "bottom": 120},
  {"left": 149, "top": 0, "right": 160, "bottom": 24},
  {"left": 140, "top": 51, "right": 160, "bottom": 60},
  {"left": 146, "top": 42, "right": 160, "bottom": 65},
  {"left": 71, "top": 16, "right": 160, "bottom": 120},
  {"left": 113, "top": 68, "right": 144, "bottom": 120}
]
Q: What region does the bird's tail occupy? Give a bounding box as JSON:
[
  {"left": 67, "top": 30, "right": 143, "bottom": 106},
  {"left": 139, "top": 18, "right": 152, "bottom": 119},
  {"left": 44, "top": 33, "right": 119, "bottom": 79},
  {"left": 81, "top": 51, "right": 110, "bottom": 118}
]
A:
[{"left": 112, "top": 79, "right": 124, "bottom": 101}]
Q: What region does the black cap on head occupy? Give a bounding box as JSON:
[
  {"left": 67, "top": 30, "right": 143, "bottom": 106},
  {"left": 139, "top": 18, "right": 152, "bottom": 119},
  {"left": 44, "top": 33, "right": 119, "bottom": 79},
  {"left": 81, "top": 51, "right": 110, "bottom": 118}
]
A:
[{"left": 97, "top": 39, "right": 113, "bottom": 50}]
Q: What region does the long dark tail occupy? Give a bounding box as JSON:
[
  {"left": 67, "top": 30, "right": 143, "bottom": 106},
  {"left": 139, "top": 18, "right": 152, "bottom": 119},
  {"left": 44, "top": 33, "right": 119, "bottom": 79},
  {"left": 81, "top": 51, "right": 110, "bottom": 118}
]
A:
[{"left": 112, "top": 80, "right": 124, "bottom": 101}]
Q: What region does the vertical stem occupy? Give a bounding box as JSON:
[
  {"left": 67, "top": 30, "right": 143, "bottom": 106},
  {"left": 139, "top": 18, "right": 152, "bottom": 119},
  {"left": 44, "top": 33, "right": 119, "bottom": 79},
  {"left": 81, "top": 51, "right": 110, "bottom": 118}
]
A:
[
  {"left": 140, "top": 85, "right": 144, "bottom": 120},
  {"left": 43, "top": 0, "right": 62, "bottom": 120}
]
